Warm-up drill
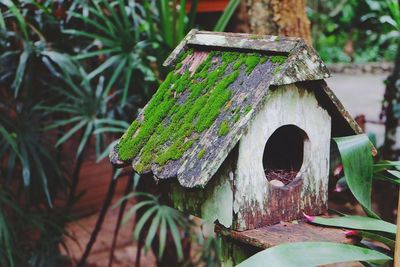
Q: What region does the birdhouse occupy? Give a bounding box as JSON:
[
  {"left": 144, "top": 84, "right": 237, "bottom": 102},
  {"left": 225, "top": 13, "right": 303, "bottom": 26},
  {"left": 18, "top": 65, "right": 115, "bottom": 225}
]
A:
[{"left": 110, "top": 30, "right": 363, "bottom": 231}]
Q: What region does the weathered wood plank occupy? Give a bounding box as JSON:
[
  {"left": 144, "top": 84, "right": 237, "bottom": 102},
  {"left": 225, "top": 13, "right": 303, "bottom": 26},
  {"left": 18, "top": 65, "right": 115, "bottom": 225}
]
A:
[
  {"left": 163, "top": 29, "right": 198, "bottom": 67},
  {"left": 216, "top": 221, "right": 356, "bottom": 249},
  {"left": 271, "top": 43, "right": 330, "bottom": 85},
  {"left": 163, "top": 30, "right": 303, "bottom": 67},
  {"left": 187, "top": 31, "right": 300, "bottom": 53}
]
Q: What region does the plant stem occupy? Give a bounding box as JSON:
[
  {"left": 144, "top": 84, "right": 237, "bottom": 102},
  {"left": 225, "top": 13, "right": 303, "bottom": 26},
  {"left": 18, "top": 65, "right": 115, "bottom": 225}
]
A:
[
  {"left": 108, "top": 175, "right": 133, "bottom": 267},
  {"left": 395, "top": 189, "right": 400, "bottom": 267},
  {"left": 380, "top": 45, "right": 400, "bottom": 221},
  {"left": 135, "top": 238, "right": 143, "bottom": 267},
  {"left": 77, "top": 168, "right": 118, "bottom": 267},
  {"left": 67, "top": 131, "right": 91, "bottom": 208}
]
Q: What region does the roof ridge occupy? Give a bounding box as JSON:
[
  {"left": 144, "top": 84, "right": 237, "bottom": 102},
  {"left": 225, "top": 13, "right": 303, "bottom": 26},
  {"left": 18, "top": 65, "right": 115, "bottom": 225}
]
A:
[{"left": 163, "top": 30, "right": 306, "bottom": 67}]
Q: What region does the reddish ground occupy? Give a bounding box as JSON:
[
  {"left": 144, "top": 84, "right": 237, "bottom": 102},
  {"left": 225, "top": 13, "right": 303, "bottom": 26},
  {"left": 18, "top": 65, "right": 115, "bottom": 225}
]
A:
[{"left": 62, "top": 175, "right": 156, "bottom": 267}]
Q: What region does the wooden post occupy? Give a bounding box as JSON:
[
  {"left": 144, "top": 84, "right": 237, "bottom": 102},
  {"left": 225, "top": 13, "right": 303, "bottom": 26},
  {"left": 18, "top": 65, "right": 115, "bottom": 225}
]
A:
[{"left": 395, "top": 190, "right": 400, "bottom": 266}]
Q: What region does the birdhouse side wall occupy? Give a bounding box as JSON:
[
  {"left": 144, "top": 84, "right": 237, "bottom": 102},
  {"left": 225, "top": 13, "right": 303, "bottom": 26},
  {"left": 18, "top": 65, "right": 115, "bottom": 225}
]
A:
[
  {"left": 233, "top": 83, "right": 331, "bottom": 230},
  {"left": 162, "top": 151, "right": 237, "bottom": 228}
]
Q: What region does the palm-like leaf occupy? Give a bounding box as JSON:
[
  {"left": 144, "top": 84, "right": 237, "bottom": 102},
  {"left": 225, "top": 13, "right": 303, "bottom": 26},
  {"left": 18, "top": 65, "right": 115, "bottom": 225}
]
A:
[
  {"left": 116, "top": 192, "right": 188, "bottom": 261},
  {"left": 0, "top": 100, "right": 65, "bottom": 207},
  {"left": 44, "top": 61, "right": 129, "bottom": 159},
  {"left": 64, "top": 0, "right": 156, "bottom": 105}
]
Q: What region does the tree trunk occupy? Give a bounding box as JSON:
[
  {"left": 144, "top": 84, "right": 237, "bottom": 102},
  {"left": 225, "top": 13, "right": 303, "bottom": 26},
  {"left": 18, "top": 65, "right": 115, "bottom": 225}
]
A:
[{"left": 245, "top": 0, "right": 311, "bottom": 43}]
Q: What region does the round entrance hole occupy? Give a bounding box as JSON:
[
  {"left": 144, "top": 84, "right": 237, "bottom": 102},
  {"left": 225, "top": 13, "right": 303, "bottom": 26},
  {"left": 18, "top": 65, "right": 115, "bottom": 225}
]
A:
[{"left": 263, "top": 125, "right": 307, "bottom": 186}]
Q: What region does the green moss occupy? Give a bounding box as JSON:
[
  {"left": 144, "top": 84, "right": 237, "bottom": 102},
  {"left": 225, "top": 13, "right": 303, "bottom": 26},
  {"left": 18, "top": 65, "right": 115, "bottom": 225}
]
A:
[
  {"left": 175, "top": 62, "right": 183, "bottom": 70},
  {"left": 260, "top": 56, "right": 268, "bottom": 64},
  {"left": 197, "top": 148, "right": 206, "bottom": 159},
  {"left": 233, "top": 113, "right": 240, "bottom": 123},
  {"left": 118, "top": 49, "right": 272, "bottom": 167},
  {"left": 232, "top": 54, "right": 246, "bottom": 71},
  {"left": 250, "top": 34, "right": 262, "bottom": 39},
  {"left": 218, "top": 120, "right": 229, "bottom": 136},
  {"left": 178, "top": 48, "right": 194, "bottom": 62},
  {"left": 271, "top": 55, "right": 286, "bottom": 65},
  {"left": 245, "top": 55, "right": 261, "bottom": 75}
]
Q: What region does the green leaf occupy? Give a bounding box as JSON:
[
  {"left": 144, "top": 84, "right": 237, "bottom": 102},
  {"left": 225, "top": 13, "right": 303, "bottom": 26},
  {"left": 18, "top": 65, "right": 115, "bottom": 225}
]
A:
[
  {"left": 41, "top": 51, "right": 78, "bottom": 77},
  {"left": 55, "top": 120, "right": 87, "bottom": 147},
  {"left": 373, "top": 160, "right": 400, "bottom": 173},
  {"left": 387, "top": 170, "right": 400, "bottom": 178},
  {"left": 375, "top": 172, "right": 400, "bottom": 185},
  {"left": 121, "top": 200, "right": 155, "bottom": 225},
  {"left": 133, "top": 206, "right": 158, "bottom": 240},
  {"left": 237, "top": 242, "right": 392, "bottom": 267},
  {"left": 166, "top": 213, "right": 184, "bottom": 260},
  {"left": 0, "top": 126, "right": 22, "bottom": 159},
  {"left": 45, "top": 116, "right": 83, "bottom": 130},
  {"left": 0, "top": 10, "right": 6, "bottom": 30},
  {"left": 74, "top": 48, "right": 120, "bottom": 60},
  {"left": 76, "top": 122, "right": 93, "bottom": 157},
  {"left": 112, "top": 168, "right": 123, "bottom": 180},
  {"left": 87, "top": 55, "right": 121, "bottom": 80},
  {"left": 20, "top": 146, "right": 31, "bottom": 187},
  {"left": 307, "top": 215, "right": 396, "bottom": 234},
  {"left": 187, "top": 0, "right": 199, "bottom": 30},
  {"left": 333, "top": 135, "right": 378, "bottom": 218},
  {"left": 95, "top": 118, "right": 129, "bottom": 128},
  {"left": 213, "top": 0, "right": 240, "bottom": 31},
  {"left": 12, "top": 49, "right": 29, "bottom": 97},
  {"left": 30, "top": 150, "right": 52, "bottom": 207},
  {"left": 177, "top": 0, "right": 187, "bottom": 42},
  {"left": 121, "top": 66, "right": 133, "bottom": 106},
  {"left": 104, "top": 56, "right": 127, "bottom": 95},
  {"left": 93, "top": 127, "right": 126, "bottom": 135},
  {"left": 158, "top": 217, "right": 167, "bottom": 259},
  {"left": 144, "top": 210, "right": 161, "bottom": 252},
  {"left": 157, "top": 0, "right": 173, "bottom": 47},
  {"left": 349, "top": 230, "right": 395, "bottom": 249},
  {"left": 2, "top": 0, "right": 28, "bottom": 39},
  {"left": 62, "top": 29, "right": 115, "bottom": 47},
  {"left": 69, "top": 12, "right": 114, "bottom": 37}
]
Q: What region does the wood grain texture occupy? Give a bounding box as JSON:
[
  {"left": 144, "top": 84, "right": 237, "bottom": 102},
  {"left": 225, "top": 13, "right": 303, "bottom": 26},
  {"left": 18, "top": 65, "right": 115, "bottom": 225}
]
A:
[
  {"left": 271, "top": 43, "right": 330, "bottom": 85},
  {"left": 216, "top": 221, "right": 356, "bottom": 249}
]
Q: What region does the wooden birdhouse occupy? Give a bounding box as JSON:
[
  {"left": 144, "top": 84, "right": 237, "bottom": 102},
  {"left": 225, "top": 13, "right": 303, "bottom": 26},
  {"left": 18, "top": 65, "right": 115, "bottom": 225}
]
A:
[{"left": 110, "top": 30, "right": 363, "bottom": 232}]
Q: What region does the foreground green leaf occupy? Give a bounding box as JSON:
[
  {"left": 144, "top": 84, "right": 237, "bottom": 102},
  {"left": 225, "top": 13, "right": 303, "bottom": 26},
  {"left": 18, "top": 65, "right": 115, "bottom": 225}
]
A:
[
  {"left": 306, "top": 215, "right": 396, "bottom": 234},
  {"left": 237, "top": 242, "right": 392, "bottom": 267},
  {"left": 333, "top": 134, "right": 377, "bottom": 217}
]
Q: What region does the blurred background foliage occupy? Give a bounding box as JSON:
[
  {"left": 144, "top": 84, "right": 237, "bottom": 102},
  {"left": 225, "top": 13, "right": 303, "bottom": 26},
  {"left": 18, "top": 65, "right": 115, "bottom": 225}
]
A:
[
  {"left": 0, "top": 0, "right": 398, "bottom": 266},
  {"left": 308, "top": 0, "right": 399, "bottom": 63}
]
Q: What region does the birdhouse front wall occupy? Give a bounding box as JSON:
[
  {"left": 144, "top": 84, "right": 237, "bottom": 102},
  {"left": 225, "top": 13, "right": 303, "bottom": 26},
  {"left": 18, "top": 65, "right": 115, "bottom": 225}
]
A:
[{"left": 233, "top": 83, "right": 331, "bottom": 230}]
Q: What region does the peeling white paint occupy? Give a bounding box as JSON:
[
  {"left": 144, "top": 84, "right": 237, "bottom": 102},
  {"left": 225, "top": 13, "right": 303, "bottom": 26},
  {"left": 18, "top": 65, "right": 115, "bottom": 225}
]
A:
[
  {"left": 201, "top": 178, "right": 233, "bottom": 228},
  {"left": 234, "top": 84, "right": 331, "bottom": 227}
]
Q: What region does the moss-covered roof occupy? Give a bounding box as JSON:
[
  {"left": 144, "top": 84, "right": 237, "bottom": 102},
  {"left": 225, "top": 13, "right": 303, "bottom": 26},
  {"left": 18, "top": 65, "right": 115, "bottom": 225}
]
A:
[{"left": 110, "top": 31, "right": 362, "bottom": 188}]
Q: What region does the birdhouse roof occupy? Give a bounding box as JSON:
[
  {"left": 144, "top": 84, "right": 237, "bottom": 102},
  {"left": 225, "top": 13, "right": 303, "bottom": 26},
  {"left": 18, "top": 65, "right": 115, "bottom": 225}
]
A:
[{"left": 110, "top": 30, "right": 362, "bottom": 188}]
